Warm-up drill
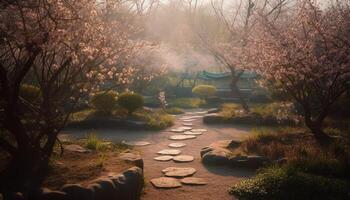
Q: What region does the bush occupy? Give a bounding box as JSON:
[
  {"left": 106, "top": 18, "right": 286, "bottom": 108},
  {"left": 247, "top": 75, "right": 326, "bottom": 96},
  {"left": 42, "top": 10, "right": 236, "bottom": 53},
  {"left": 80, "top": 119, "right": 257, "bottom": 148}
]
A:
[
  {"left": 229, "top": 166, "right": 350, "bottom": 200},
  {"left": 165, "top": 107, "right": 184, "bottom": 115},
  {"left": 117, "top": 92, "right": 144, "bottom": 114},
  {"left": 134, "top": 110, "right": 174, "bottom": 130},
  {"left": 19, "top": 84, "right": 41, "bottom": 102},
  {"left": 192, "top": 85, "right": 217, "bottom": 100},
  {"left": 90, "top": 91, "right": 117, "bottom": 114},
  {"left": 85, "top": 133, "right": 108, "bottom": 151},
  {"left": 168, "top": 98, "right": 204, "bottom": 108}
]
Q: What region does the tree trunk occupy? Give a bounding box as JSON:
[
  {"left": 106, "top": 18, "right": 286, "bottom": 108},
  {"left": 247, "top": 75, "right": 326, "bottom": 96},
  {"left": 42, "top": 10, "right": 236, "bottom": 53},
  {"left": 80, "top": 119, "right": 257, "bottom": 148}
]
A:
[
  {"left": 0, "top": 148, "right": 49, "bottom": 199},
  {"left": 304, "top": 117, "right": 331, "bottom": 146},
  {"left": 230, "top": 77, "right": 250, "bottom": 113}
]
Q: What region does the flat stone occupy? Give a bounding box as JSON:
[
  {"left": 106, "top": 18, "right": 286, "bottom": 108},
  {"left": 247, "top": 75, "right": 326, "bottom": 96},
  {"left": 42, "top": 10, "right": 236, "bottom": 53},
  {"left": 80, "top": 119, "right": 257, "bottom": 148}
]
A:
[
  {"left": 181, "top": 177, "right": 207, "bottom": 185},
  {"left": 157, "top": 149, "right": 181, "bottom": 155},
  {"left": 182, "top": 119, "right": 196, "bottom": 122},
  {"left": 182, "top": 123, "right": 193, "bottom": 126},
  {"left": 169, "top": 135, "right": 197, "bottom": 140},
  {"left": 173, "top": 155, "right": 194, "bottom": 163},
  {"left": 162, "top": 167, "right": 197, "bottom": 178},
  {"left": 183, "top": 131, "right": 202, "bottom": 135},
  {"left": 191, "top": 129, "right": 207, "bottom": 132},
  {"left": 154, "top": 155, "right": 174, "bottom": 161},
  {"left": 122, "top": 141, "right": 151, "bottom": 146},
  {"left": 177, "top": 126, "right": 192, "bottom": 131},
  {"left": 194, "top": 111, "right": 207, "bottom": 114},
  {"left": 168, "top": 142, "right": 186, "bottom": 148},
  {"left": 64, "top": 144, "right": 91, "bottom": 153},
  {"left": 170, "top": 128, "right": 185, "bottom": 133},
  {"left": 150, "top": 177, "right": 182, "bottom": 189}
]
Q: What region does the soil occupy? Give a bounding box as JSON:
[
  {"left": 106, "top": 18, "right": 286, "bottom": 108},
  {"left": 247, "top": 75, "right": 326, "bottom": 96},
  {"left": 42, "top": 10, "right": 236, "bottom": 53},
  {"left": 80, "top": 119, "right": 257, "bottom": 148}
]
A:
[
  {"left": 61, "top": 109, "right": 256, "bottom": 200},
  {"left": 43, "top": 149, "right": 132, "bottom": 190}
]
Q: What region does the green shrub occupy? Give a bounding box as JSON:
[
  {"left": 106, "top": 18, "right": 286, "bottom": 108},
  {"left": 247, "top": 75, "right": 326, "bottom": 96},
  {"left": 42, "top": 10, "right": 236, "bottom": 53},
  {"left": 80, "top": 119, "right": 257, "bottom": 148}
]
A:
[
  {"left": 168, "top": 98, "right": 204, "bottom": 108},
  {"left": 165, "top": 107, "right": 184, "bottom": 115},
  {"left": 229, "top": 166, "right": 350, "bottom": 200},
  {"left": 85, "top": 133, "right": 108, "bottom": 151},
  {"left": 19, "top": 84, "right": 41, "bottom": 102},
  {"left": 90, "top": 91, "right": 117, "bottom": 114},
  {"left": 134, "top": 110, "right": 174, "bottom": 130},
  {"left": 192, "top": 85, "right": 216, "bottom": 100},
  {"left": 117, "top": 92, "right": 144, "bottom": 114}
]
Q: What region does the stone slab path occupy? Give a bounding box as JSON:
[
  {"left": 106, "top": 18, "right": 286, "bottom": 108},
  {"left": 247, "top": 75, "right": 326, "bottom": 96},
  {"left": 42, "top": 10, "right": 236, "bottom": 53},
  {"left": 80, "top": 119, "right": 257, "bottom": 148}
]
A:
[{"left": 61, "top": 109, "right": 255, "bottom": 200}]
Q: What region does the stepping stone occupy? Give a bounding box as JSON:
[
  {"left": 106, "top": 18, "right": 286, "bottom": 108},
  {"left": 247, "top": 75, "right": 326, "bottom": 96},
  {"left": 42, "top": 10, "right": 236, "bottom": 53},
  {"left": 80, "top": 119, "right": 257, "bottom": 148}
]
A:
[
  {"left": 183, "top": 131, "right": 203, "bottom": 135},
  {"left": 188, "top": 115, "right": 203, "bottom": 119},
  {"left": 181, "top": 177, "right": 207, "bottom": 185},
  {"left": 122, "top": 141, "right": 151, "bottom": 146},
  {"left": 177, "top": 126, "right": 192, "bottom": 131},
  {"left": 168, "top": 142, "right": 186, "bottom": 148},
  {"left": 157, "top": 149, "right": 181, "bottom": 156},
  {"left": 150, "top": 177, "right": 182, "bottom": 189},
  {"left": 154, "top": 155, "right": 174, "bottom": 161},
  {"left": 170, "top": 128, "right": 185, "bottom": 133},
  {"left": 179, "top": 117, "right": 192, "bottom": 120},
  {"left": 162, "top": 167, "right": 197, "bottom": 178},
  {"left": 191, "top": 129, "right": 207, "bottom": 132},
  {"left": 182, "top": 119, "right": 196, "bottom": 122},
  {"left": 194, "top": 111, "right": 207, "bottom": 114},
  {"left": 182, "top": 123, "right": 193, "bottom": 126},
  {"left": 173, "top": 155, "right": 194, "bottom": 163},
  {"left": 169, "top": 135, "right": 196, "bottom": 140}
]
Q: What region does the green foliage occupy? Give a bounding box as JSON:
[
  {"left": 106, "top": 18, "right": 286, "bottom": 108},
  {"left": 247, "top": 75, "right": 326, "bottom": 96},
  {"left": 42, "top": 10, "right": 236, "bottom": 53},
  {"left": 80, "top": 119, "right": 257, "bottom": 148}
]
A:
[
  {"left": 168, "top": 98, "right": 204, "bottom": 108},
  {"left": 134, "top": 110, "right": 174, "bottom": 130},
  {"left": 229, "top": 166, "right": 350, "bottom": 200},
  {"left": 165, "top": 107, "right": 184, "bottom": 115},
  {"left": 85, "top": 133, "right": 108, "bottom": 151},
  {"left": 90, "top": 91, "right": 117, "bottom": 114},
  {"left": 250, "top": 127, "right": 280, "bottom": 144},
  {"left": 19, "top": 84, "right": 41, "bottom": 102},
  {"left": 192, "top": 85, "right": 217, "bottom": 100},
  {"left": 117, "top": 92, "right": 144, "bottom": 114}
]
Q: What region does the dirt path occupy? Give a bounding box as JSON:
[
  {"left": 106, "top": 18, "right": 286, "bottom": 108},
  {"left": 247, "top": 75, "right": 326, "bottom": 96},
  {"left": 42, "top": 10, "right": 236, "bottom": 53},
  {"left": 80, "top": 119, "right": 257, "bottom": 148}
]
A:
[
  {"left": 139, "top": 110, "right": 254, "bottom": 200},
  {"left": 62, "top": 109, "right": 255, "bottom": 200}
]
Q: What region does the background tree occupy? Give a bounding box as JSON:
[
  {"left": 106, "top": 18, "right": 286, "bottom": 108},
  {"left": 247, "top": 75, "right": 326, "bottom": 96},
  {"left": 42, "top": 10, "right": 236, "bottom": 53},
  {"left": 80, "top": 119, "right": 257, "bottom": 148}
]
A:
[
  {"left": 0, "top": 0, "right": 143, "bottom": 196},
  {"left": 249, "top": 0, "right": 350, "bottom": 144}
]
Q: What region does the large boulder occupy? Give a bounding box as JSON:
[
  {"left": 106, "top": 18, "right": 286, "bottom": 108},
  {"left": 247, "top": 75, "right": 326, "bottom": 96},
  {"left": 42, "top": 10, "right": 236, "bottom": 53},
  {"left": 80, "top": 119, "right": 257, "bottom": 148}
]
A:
[
  {"left": 88, "top": 179, "right": 117, "bottom": 200},
  {"left": 111, "top": 167, "right": 143, "bottom": 200},
  {"left": 229, "top": 155, "right": 270, "bottom": 169},
  {"left": 201, "top": 149, "right": 231, "bottom": 165},
  {"left": 203, "top": 113, "right": 223, "bottom": 124},
  {"left": 39, "top": 189, "right": 67, "bottom": 200},
  {"left": 60, "top": 184, "right": 93, "bottom": 200},
  {"left": 118, "top": 152, "right": 144, "bottom": 169}
]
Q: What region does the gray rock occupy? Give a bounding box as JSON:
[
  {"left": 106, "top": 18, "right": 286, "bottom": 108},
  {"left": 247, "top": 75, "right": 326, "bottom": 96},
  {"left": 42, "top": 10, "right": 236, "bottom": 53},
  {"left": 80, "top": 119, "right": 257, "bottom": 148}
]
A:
[
  {"left": 118, "top": 152, "right": 144, "bottom": 169},
  {"left": 92, "top": 178, "right": 117, "bottom": 200},
  {"left": 202, "top": 149, "right": 231, "bottom": 165},
  {"left": 61, "top": 184, "right": 93, "bottom": 200},
  {"left": 229, "top": 155, "right": 270, "bottom": 168},
  {"left": 150, "top": 177, "right": 182, "bottom": 189},
  {"left": 182, "top": 123, "right": 193, "bottom": 126},
  {"left": 200, "top": 146, "right": 214, "bottom": 157},
  {"left": 203, "top": 113, "right": 222, "bottom": 124},
  {"left": 180, "top": 177, "right": 207, "bottom": 185},
  {"left": 40, "top": 189, "right": 67, "bottom": 200},
  {"left": 114, "top": 167, "right": 143, "bottom": 200},
  {"left": 207, "top": 108, "right": 221, "bottom": 114},
  {"left": 162, "top": 167, "right": 197, "bottom": 178}
]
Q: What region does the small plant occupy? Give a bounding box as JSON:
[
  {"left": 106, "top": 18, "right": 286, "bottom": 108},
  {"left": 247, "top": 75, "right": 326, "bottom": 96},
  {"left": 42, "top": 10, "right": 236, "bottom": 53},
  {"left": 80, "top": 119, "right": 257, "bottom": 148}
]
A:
[
  {"left": 90, "top": 90, "right": 117, "bottom": 114},
  {"left": 192, "top": 85, "right": 216, "bottom": 101},
  {"left": 19, "top": 84, "right": 41, "bottom": 102},
  {"left": 96, "top": 153, "right": 107, "bottom": 168},
  {"left": 117, "top": 92, "right": 144, "bottom": 115},
  {"left": 85, "top": 133, "right": 108, "bottom": 151},
  {"left": 165, "top": 107, "right": 184, "bottom": 115}
]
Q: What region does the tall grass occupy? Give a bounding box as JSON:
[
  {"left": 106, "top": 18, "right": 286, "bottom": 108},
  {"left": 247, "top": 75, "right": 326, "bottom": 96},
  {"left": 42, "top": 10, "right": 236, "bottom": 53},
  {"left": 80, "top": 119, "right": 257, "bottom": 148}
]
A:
[{"left": 85, "top": 133, "right": 108, "bottom": 151}]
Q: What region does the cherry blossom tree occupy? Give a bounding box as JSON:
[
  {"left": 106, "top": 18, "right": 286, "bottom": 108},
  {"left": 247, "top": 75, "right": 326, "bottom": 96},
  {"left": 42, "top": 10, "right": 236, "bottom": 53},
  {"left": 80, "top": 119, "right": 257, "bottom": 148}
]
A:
[
  {"left": 189, "top": 0, "right": 289, "bottom": 112},
  {"left": 0, "top": 0, "right": 144, "bottom": 195},
  {"left": 249, "top": 0, "right": 350, "bottom": 144}
]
